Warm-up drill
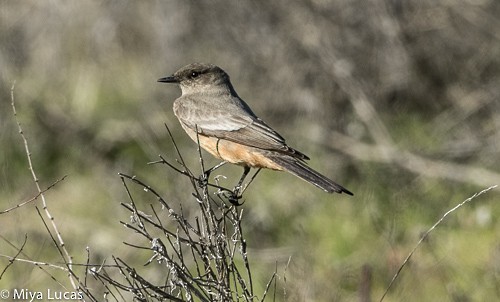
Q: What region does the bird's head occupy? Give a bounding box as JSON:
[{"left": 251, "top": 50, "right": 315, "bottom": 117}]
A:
[{"left": 158, "top": 63, "right": 232, "bottom": 95}]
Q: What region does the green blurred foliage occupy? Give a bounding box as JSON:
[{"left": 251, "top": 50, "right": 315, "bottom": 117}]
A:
[{"left": 1, "top": 1, "right": 499, "bottom": 301}]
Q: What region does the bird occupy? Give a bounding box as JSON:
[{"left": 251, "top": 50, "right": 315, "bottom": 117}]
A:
[{"left": 158, "top": 63, "right": 352, "bottom": 196}]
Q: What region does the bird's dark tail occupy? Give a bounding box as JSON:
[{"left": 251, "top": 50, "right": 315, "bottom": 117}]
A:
[{"left": 269, "top": 155, "right": 353, "bottom": 195}]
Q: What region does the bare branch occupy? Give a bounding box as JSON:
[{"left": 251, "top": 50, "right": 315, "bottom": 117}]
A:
[
  {"left": 11, "top": 83, "right": 77, "bottom": 289},
  {"left": 380, "top": 185, "right": 498, "bottom": 302},
  {"left": 0, "top": 175, "right": 67, "bottom": 215},
  {"left": 0, "top": 234, "right": 28, "bottom": 279}
]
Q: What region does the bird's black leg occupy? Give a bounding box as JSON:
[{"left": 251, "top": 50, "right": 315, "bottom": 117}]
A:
[
  {"left": 231, "top": 166, "right": 251, "bottom": 200},
  {"left": 198, "top": 161, "right": 227, "bottom": 186}
]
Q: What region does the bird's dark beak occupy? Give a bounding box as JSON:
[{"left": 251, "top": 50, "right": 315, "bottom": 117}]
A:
[{"left": 157, "top": 75, "right": 178, "bottom": 83}]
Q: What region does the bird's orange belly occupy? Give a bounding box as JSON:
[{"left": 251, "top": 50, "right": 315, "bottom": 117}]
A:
[{"left": 182, "top": 127, "right": 282, "bottom": 170}]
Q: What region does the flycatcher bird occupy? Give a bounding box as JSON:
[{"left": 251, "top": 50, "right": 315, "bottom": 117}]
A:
[{"left": 158, "top": 63, "right": 352, "bottom": 196}]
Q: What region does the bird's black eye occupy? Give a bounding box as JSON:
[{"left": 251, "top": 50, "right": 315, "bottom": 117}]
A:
[{"left": 190, "top": 71, "right": 200, "bottom": 78}]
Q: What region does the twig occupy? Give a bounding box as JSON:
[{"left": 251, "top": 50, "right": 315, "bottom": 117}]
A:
[
  {"left": 0, "top": 175, "right": 67, "bottom": 214},
  {"left": 108, "top": 123, "right": 266, "bottom": 300},
  {"left": 283, "top": 256, "right": 291, "bottom": 301},
  {"left": 261, "top": 264, "right": 277, "bottom": 301},
  {"left": 0, "top": 235, "right": 70, "bottom": 290},
  {"left": 0, "top": 234, "right": 28, "bottom": 279},
  {"left": 0, "top": 254, "right": 67, "bottom": 271},
  {"left": 379, "top": 185, "right": 498, "bottom": 302},
  {"left": 10, "top": 83, "right": 77, "bottom": 289}
]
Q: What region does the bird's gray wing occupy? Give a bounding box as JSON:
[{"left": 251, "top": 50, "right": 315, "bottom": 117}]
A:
[{"left": 174, "top": 95, "right": 309, "bottom": 159}]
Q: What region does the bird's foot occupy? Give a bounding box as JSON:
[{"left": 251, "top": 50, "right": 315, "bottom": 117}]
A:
[
  {"left": 216, "top": 185, "right": 243, "bottom": 206},
  {"left": 227, "top": 192, "right": 243, "bottom": 206},
  {"left": 197, "top": 173, "right": 209, "bottom": 187},
  {"left": 227, "top": 186, "right": 244, "bottom": 206}
]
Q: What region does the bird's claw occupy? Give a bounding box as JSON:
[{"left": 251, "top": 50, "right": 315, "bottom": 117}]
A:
[
  {"left": 197, "top": 173, "right": 209, "bottom": 187},
  {"left": 227, "top": 192, "right": 243, "bottom": 206},
  {"left": 227, "top": 186, "right": 244, "bottom": 206}
]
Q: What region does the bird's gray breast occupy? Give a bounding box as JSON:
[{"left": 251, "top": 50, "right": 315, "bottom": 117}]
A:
[{"left": 173, "top": 94, "right": 254, "bottom": 133}]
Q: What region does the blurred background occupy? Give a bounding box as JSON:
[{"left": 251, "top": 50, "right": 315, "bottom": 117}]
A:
[{"left": 1, "top": 1, "right": 499, "bottom": 301}]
